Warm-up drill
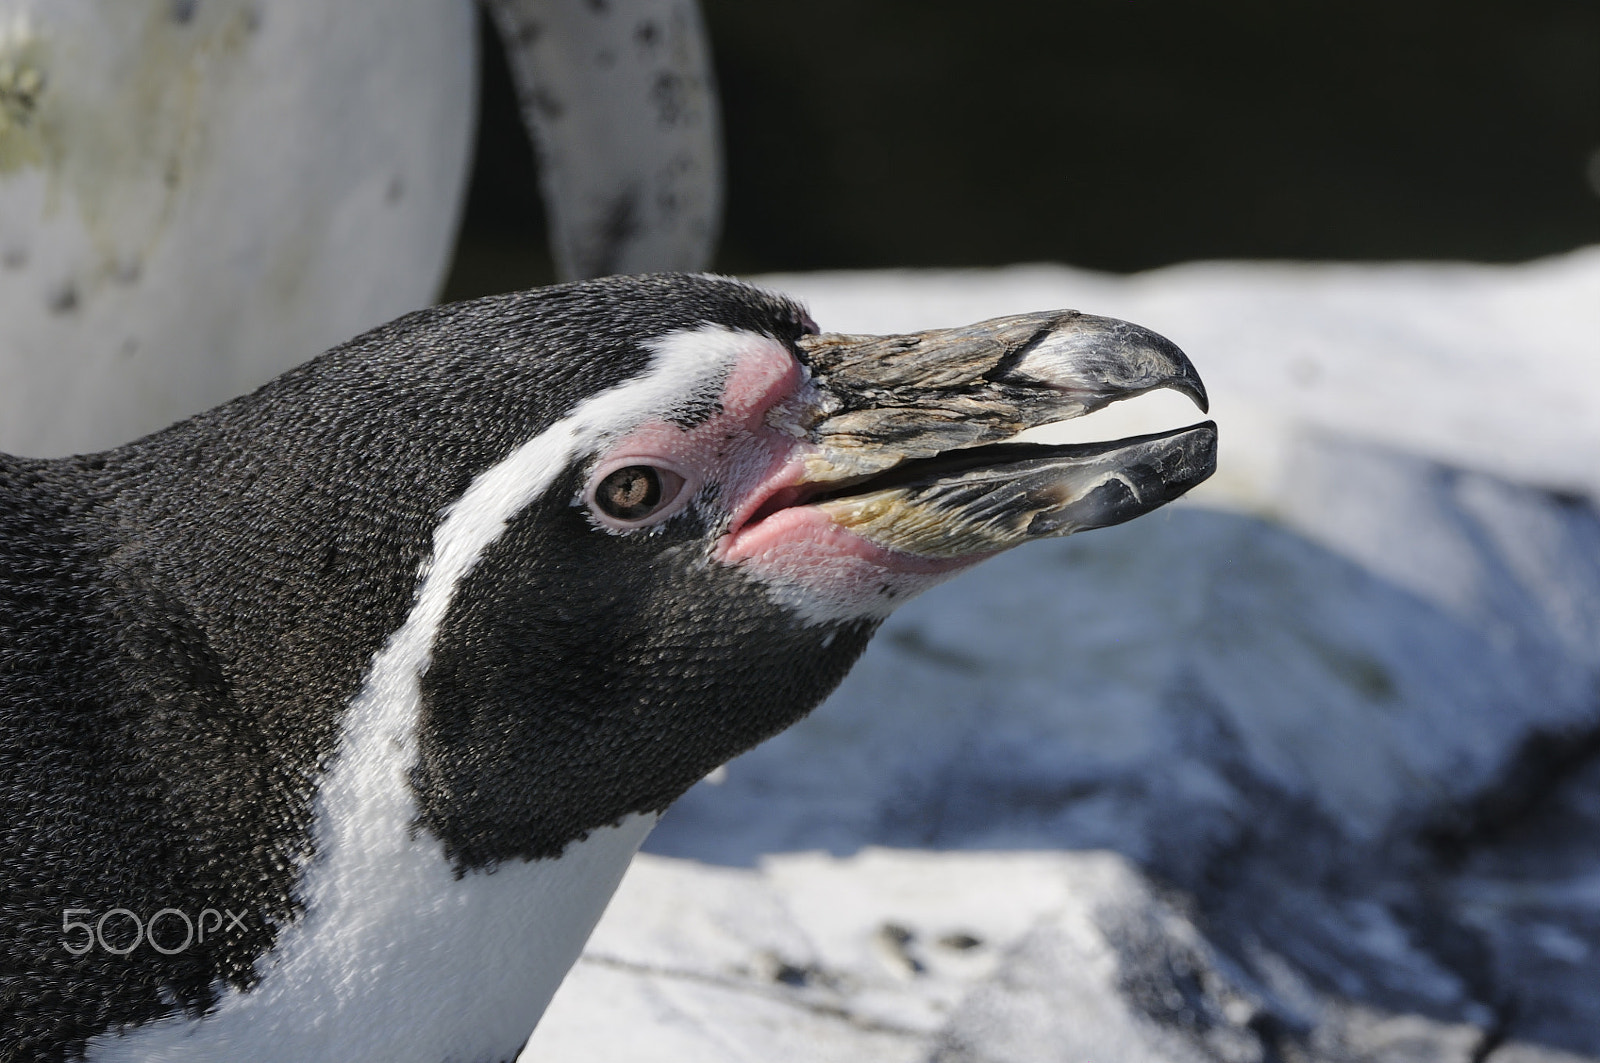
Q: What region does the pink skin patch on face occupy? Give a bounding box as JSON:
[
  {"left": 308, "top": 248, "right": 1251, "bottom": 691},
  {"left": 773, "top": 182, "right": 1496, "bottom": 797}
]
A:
[{"left": 592, "top": 334, "right": 987, "bottom": 623}]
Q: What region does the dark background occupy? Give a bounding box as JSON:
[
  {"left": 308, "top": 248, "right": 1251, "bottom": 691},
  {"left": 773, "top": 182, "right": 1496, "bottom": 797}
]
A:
[{"left": 442, "top": 0, "right": 1600, "bottom": 300}]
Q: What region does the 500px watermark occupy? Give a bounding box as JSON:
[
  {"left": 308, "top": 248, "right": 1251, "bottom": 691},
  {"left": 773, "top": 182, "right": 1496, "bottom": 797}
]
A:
[{"left": 61, "top": 907, "right": 247, "bottom": 956}]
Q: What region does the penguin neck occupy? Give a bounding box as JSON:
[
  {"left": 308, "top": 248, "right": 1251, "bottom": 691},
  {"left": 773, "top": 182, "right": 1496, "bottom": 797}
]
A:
[
  {"left": 81, "top": 373, "right": 673, "bottom": 1059},
  {"left": 79, "top": 408, "right": 667, "bottom": 1060}
]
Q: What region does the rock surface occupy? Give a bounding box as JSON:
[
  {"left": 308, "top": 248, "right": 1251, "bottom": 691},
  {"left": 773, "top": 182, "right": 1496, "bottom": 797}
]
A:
[{"left": 525, "top": 250, "right": 1600, "bottom": 1061}]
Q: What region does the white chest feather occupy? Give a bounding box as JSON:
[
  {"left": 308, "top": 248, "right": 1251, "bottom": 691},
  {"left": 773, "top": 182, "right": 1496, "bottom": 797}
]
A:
[{"left": 86, "top": 813, "right": 655, "bottom": 1063}]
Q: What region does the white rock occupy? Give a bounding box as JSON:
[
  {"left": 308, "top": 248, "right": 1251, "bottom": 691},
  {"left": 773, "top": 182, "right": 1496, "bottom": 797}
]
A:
[{"left": 526, "top": 849, "right": 1181, "bottom": 1062}]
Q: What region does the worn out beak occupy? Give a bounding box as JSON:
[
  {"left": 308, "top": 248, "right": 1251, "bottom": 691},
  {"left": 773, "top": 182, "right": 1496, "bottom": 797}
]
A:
[{"left": 773, "top": 311, "right": 1217, "bottom": 558}]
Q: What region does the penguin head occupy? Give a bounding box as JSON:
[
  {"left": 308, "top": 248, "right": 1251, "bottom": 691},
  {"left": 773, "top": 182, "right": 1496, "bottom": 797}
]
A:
[
  {"left": 327, "top": 273, "right": 1216, "bottom": 868},
  {"left": 110, "top": 272, "right": 1214, "bottom": 872}
]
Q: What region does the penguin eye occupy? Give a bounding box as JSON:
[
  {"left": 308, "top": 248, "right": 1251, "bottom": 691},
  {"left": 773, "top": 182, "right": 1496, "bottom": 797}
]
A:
[{"left": 592, "top": 464, "right": 688, "bottom": 524}]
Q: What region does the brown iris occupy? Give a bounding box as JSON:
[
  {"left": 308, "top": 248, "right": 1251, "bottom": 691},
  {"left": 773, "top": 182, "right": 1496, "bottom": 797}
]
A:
[{"left": 595, "top": 465, "right": 673, "bottom": 521}]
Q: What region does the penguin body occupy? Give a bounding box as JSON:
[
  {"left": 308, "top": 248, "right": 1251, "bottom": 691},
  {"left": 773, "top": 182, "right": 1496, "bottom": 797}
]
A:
[{"left": 0, "top": 274, "right": 1215, "bottom": 1061}]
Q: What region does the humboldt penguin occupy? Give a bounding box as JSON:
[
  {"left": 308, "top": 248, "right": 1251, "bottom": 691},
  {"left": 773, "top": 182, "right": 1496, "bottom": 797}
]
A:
[{"left": 0, "top": 272, "right": 1214, "bottom": 1062}]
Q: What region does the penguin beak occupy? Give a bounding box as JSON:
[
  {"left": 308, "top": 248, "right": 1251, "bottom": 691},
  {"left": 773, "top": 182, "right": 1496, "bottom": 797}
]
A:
[{"left": 770, "top": 311, "right": 1217, "bottom": 559}]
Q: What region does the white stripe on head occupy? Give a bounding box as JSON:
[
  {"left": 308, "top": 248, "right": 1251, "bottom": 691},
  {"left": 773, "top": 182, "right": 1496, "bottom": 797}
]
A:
[{"left": 87, "top": 325, "right": 765, "bottom": 1062}]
